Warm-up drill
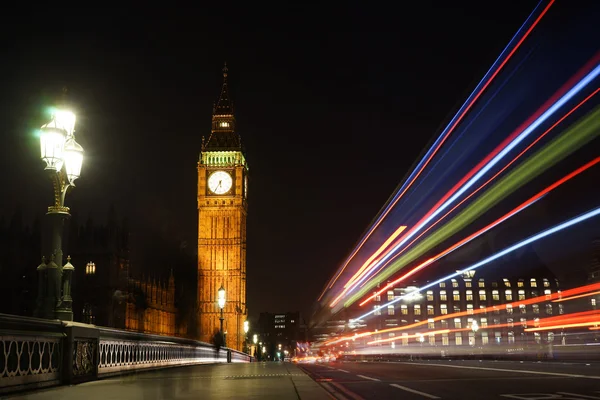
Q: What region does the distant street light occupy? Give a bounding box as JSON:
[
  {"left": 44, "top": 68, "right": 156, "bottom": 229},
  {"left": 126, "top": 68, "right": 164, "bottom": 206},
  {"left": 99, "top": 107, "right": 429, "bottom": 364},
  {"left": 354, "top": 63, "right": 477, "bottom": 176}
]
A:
[
  {"left": 253, "top": 334, "right": 258, "bottom": 344},
  {"left": 218, "top": 285, "right": 226, "bottom": 346},
  {"left": 35, "top": 101, "right": 84, "bottom": 321}
]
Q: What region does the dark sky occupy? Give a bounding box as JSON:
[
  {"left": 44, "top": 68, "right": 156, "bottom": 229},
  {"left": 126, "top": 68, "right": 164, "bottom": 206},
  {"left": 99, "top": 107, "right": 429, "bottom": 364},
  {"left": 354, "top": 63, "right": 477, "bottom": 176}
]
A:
[{"left": 0, "top": 2, "right": 541, "bottom": 319}]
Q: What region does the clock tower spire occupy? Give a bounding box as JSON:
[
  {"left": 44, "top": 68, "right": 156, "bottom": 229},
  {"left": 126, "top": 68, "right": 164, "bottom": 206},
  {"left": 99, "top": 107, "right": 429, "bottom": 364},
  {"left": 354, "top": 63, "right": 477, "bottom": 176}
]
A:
[{"left": 197, "top": 65, "right": 248, "bottom": 351}]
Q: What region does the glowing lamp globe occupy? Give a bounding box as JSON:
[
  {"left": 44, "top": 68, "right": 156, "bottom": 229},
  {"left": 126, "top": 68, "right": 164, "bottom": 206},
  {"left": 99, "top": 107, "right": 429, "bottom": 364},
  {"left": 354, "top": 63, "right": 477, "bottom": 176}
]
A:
[
  {"left": 54, "top": 109, "right": 76, "bottom": 137},
  {"left": 218, "top": 285, "right": 226, "bottom": 309},
  {"left": 40, "top": 126, "right": 66, "bottom": 171},
  {"left": 63, "top": 137, "right": 84, "bottom": 184},
  {"left": 244, "top": 320, "right": 249, "bottom": 334}
]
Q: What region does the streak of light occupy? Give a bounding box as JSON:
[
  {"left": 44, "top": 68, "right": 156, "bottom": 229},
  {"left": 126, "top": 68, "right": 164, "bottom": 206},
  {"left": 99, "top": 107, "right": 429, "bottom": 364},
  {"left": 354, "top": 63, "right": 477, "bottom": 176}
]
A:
[
  {"left": 358, "top": 87, "right": 600, "bottom": 292},
  {"left": 342, "top": 66, "right": 600, "bottom": 304},
  {"left": 359, "top": 157, "right": 600, "bottom": 306},
  {"left": 552, "top": 290, "right": 600, "bottom": 303},
  {"left": 345, "top": 103, "right": 600, "bottom": 307},
  {"left": 525, "top": 321, "right": 600, "bottom": 332},
  {"left": 323, "top": 282, "right": 600, "bottom": 346},
  {"left": 351, "top": 206, "right": 600, "bottom": 321},
  {"left": 319, "top": 0, "right": 556, "bottom": 299}
]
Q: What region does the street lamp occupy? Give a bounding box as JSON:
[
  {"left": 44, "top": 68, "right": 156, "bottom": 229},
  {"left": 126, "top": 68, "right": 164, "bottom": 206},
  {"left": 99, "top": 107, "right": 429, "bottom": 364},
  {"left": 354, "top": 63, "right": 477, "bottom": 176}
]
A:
[
  {"left": 243, "top": 320, "right": 249, "bottom": 354},
  {"left": 35, "top": 105, "right": 84, "bottom": 321},
  {"left": 218, "top": 285, "right": 226, "bottom": 345}
]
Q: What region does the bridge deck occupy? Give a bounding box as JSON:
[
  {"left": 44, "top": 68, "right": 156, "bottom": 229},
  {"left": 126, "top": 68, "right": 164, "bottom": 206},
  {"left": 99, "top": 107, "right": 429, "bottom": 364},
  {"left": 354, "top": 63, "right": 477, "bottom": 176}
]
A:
[{"left": 6, "top": 362, "right": 329, "bottom": 400}]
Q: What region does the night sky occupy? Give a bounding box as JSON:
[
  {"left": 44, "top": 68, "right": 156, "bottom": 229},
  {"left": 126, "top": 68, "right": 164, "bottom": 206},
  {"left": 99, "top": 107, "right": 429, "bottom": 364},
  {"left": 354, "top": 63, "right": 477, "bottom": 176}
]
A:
[{"left": 0, "top": 2, "right": 541, "bottom": 319}]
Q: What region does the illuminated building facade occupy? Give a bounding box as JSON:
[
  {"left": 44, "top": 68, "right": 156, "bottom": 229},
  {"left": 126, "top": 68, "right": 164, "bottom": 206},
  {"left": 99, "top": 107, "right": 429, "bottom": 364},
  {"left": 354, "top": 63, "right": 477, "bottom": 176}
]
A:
[
  {"left": 368, "top": 270, "right": 563, "bottom": 347},
  {"left": 197, "top": 65, "right": 248, "bottom": 351}
]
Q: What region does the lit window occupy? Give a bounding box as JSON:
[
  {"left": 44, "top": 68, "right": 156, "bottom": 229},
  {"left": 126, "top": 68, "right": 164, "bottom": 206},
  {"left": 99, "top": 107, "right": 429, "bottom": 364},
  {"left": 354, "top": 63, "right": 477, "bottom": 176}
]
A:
[
  {"left": 544, "top": 289, "right": 551, "bottom": 299},
  {"left": 506, "top": 304, "right": 513, "bottom": 314},
  {"left": 374, "top": 306, "right": 381, "bottom": 316},
  {"left": 426, "top": 291, "right": 433, "bottom": 301},
  {"left": 591, "top": 298, "right": 597, "bottom": 307},
  {"left": 440, "top": 304, "right": 447, "bottom": 314},
  {"left": 520, "top": 318, "right": 527, "bottom": 328},
  {"left": 508, "top": 331, "right": 515, "bottom": 344},
  {"left": 454, "top": 305, "right": 460, "bottom": 313},
  {"left": 455, "top": 333, "right": 462, "bottom": 346},
  {"left": 440, "top": 290, "right": 447, "bottom": 301},
  {"left": 543, "top": 279, "right": 550, "bottom": 288},
  {"left": 492, "top": 290, "right": 499, "bottom": 301},
  {"left": 467, "top": 304, "right": 474, "bottom": 314},
  {"left": 439, "top": 282, "right": 446, "bottom": 288},
  {"left": 375, "top": 293, "right": 381, "bottom": 302},
  {"left": 479, "top": 290, "right": 487, "bottom": 301},
  {"left": 507, "top": 318, "right": 514, "bottom": 328},
  {"left": 427, "top": 305, "right": 434, "bottom": 315},
  {"left": 454, "top": 318, "right": 462, "bottom": 329},
  {"left": 220, "top": 121, "right": 229, "bottom": 128},
  {"left": 428, "top": 319, "right": 435, "bottom": 329},
  {"left": 453, "top": 291, "right": 460, "bottom": 301},
  {"left": 401, "top": 305, "right": 408, "bottom": 315},
  {"left": 466, "top": 290, "right": 473, "bottom": 301},
  {"left": 517, "top": 280, "right": 524, "bottom": 288},
  {"left": 533, "top": 304, "right": 539, "bottom": 314},
  {"left": 504, "top": 279, "right": 511, "bottom": 287},
  {"left": 558, "top": 304, "right": 564, "bottom": 314},
  {"left": 505, "top": 290, "right": 512, "bottom": 301},
  {"left": 478, "top": 280, "right": 485, "bottom": 288},
  {"left": 530, "top": 279, "right": 537, "bottom": 288},
  {"left": 495, "top": 332, "right": 502, "bottom": 343},
  {"left": 387, "top": 291, "right": 394, "bottom": 301},
  {"left": 519, "top": 304, "right": 526, "bottom": 314},
  {"left": 429, "top": 334, "right": 435, "bottom": 345},
  {"left": 402, "top": 333, "right": 408, "bottom": 346},
  {"left": 534, "top": 318, "right": 540, "bottom": 328},
  {"left": 442, "top": 333, "right": 449, "bottom": 346},
  {"left": 546, "top": 304, "right": 553, "bottom": 315},
  {"left": 452, "top": 279, "right": 458, "bottom": 288},
  {"left": 481, "top": 331, "right": 489, "bottom": 345},
  {"left": 414, "top": 305, "right": 421, "bottom": 315},
  {"left": 518, "top": 290, "right": 525, "bottom": 300},
  {"left": 465, "top": 280, "right": 472, "bottom": 288},
  {"left": 441, "top": 319, "right": 448, "bottom": 329},
  {"left": 480, "top": 318, "right": 488, "bottom": 328},
  {"left": 388, "top": 305, "right": 395, "bottom": 316},
  {"left": 86, "top": 262, "right": 96, "bottom": 275}
]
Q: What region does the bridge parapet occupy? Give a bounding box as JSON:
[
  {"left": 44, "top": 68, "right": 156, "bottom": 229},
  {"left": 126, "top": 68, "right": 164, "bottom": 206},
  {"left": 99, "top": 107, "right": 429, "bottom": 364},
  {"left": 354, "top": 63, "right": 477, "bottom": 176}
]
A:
[{"left": 0, "top": 313, "right": 251, "bottom": 394}]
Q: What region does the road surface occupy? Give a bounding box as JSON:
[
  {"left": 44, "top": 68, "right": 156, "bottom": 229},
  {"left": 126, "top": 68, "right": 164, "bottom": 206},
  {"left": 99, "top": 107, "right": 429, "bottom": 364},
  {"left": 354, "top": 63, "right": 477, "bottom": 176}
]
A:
[
  {"left": 6, "top": 362, "right": 330, "bottom": 400},
  {"left": 300, "top": 359, "right": 600, "bottom": 399}
]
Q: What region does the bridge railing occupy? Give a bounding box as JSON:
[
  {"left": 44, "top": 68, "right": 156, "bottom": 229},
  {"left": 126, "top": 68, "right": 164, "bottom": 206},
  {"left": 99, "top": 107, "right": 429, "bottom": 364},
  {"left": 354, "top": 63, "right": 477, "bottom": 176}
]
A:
[{"left": 0, "top": 313, "right": 251, "bottom": 394}]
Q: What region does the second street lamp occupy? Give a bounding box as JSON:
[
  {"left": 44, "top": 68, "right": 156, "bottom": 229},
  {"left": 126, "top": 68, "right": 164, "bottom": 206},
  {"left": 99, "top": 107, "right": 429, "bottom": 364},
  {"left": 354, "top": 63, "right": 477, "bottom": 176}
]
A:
[
  {"left": 35, "top": 105, "right": 84, "bottom": 321},
  {"left": 218, "top": 285, "right": 226, "bottom": 346}
]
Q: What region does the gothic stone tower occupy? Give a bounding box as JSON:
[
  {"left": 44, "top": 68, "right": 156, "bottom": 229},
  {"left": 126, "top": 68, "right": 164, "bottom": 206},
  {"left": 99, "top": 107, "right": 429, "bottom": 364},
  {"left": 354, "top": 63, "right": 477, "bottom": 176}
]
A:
[{"left": 197, "top": 64, "right": 248, "bottom": 351}]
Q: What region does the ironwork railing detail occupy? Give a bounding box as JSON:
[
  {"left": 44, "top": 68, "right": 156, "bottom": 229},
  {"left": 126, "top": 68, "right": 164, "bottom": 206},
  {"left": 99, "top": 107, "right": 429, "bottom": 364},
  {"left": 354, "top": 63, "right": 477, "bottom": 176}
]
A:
[
  {"left": 0, "top": 313, "right": 252, "bottom": 394},
  {"left": 98, "top": 340, "right": 225, "bottom": 376},
  {"left": 0, "top": 336, "right": 61, "bottom": 393}
]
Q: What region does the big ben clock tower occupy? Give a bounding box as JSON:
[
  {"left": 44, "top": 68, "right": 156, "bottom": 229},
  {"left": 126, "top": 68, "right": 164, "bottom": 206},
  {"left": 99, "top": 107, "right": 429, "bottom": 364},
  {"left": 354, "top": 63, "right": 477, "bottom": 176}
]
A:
[{"left": 197, "top": 64, "right": 248, "bottom": 351}]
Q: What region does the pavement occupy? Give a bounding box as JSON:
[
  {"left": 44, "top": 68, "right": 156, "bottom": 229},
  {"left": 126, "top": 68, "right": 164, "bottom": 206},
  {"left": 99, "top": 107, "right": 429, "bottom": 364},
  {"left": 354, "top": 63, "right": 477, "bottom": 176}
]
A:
[
  {"left": 299, "top": 359, "right": 600, "bottom": 399},
  {"left": 4, "top": 362, "right": 331, "bottom": 400}
]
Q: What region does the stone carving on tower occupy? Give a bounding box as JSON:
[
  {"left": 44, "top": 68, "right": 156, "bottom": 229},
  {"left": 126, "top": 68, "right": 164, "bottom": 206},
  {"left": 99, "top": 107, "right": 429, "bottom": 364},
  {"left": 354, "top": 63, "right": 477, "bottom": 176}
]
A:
[{"left": 197, "top": 64, "right": 248, "bottom": 351}]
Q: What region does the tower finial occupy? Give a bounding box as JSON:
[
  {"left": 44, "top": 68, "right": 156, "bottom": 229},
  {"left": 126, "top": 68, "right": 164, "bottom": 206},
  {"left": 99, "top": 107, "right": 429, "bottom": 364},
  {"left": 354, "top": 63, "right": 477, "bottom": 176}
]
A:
[{"left": 223, "top": 62, "right": 228, "bottom": 79}]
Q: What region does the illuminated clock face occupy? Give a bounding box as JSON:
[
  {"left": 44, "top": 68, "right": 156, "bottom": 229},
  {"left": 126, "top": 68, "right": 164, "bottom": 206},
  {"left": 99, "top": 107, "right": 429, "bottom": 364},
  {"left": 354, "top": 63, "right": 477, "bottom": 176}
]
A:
[
  {"left": 244, "top": 176, "right": 248, "bottom": 198},
  {"left": 208, "top": 171, "right": 233, "bottom": 195}
]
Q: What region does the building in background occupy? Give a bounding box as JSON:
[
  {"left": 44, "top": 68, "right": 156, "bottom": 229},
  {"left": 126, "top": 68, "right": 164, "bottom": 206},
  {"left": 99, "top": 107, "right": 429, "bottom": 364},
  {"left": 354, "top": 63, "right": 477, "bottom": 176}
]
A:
[
  {"left": 71, "top": 210, "right": 186, "bottom": 336},
  {"left": 258, "top": 312, "right": 306, "bottom": 359},
  {"left": 197, "top": 65, "right": 249, "bottom": 351}
]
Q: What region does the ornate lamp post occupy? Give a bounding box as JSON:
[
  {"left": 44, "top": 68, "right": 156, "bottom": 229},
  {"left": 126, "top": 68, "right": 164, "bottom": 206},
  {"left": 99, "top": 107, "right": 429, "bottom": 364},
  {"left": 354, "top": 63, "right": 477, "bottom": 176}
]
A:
[
  {"left": 34, "top": 106, "right": 84, "bottom": 321},
  {"left": 218, "top": 285, "right": 226, "bottom": 345},
  {"left": 243, "top": 320, "right": 249, "bottom": 354}
]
